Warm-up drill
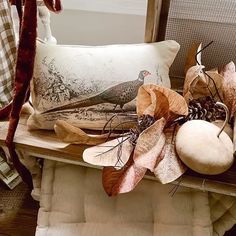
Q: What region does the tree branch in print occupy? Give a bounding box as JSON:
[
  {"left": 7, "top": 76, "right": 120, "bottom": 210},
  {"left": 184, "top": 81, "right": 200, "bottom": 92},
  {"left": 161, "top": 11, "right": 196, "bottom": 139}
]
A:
[
  {"left": 42, "top": 58, "right": 79, "bottom": 103},
  {"left": 34, "top": 57, "right": 103, "bottom": 109}
]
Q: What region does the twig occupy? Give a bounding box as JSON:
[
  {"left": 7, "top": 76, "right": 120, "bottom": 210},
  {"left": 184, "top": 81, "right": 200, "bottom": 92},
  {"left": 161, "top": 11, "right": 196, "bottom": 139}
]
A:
[
  {"left": 169, "top": 177, "right": 183, "bottom": 197},
  {"left": 106, "top": 121, "right": 135, "bottom": 140},
  {"left": 102, "top": 114, "right": 118, "bottom": 134},
  {"left": 102, "top": 113, "right": 137, "bottom": 134},
  {"left": 94, "top": 136, "right": 130, "bottom": 157},
  {"left": 216, "top": 102, "right": 229, "bottom": 138},
  {"left": 195, "top": 41, "right": 223, "bottom": 102}
]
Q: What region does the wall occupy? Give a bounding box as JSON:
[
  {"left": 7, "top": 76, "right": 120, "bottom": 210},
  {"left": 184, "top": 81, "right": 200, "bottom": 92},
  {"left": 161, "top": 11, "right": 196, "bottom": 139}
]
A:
[
  {"left": 61, "top": 0, "right": 147, "bottom": 16},
  {"left": 38, "top": 1, "right": 147, "bottom": 45}
]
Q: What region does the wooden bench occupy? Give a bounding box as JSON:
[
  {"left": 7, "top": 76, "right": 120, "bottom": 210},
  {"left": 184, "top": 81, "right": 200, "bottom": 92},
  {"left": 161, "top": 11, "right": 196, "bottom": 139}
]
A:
[{"left": 1, "top": 114, "right": 236, "bottom": 197}]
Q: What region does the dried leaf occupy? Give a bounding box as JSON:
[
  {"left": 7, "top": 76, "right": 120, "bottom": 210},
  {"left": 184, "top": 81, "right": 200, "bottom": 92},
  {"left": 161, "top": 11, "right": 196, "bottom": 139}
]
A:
[
  {"left": 137, "top": 84, "right": 188, "bottom": 121},
  {"left": 233, "top": 117, "right": 236, "bottom": 155},
  {"left": 133, "top": 118, "right": 166, "bottom": 171},
  {"left": 54, "top": 120, "right": 123, "bottom": 145},
  {"left": 220, "top": 61, "right": 236, "bottom": 118},
  {"left": 154, "top": 126, "right": 187, "bottom": 184},
  {"left": 184, "top": 42, "right": 202, "bottom": 75},
  {"left": 83, "top": 136, "right": 134, "bottom": 168},
  {"left": 137, "top": 86, "right": 152, "bottom": 116},
  {"left": 220, "top": 62, "right": 236, "bottom": 155},
  {"left": 184, "top": 66, "right": 223, "bottom": 103},
  {"left": 152, "top": 90, "right": 170, "bottom": 119},
  {"left": 102, "top": 153, "right": 147, "bottom": 196},
  {"left": 140, "top": 90, "right": 169, "bottom": 119},
  {"left": 183, "top": 65, "right": 205, "bottom": 102},
  {"left": 205, "top": 70, "right": 223, "bottom": 101}
]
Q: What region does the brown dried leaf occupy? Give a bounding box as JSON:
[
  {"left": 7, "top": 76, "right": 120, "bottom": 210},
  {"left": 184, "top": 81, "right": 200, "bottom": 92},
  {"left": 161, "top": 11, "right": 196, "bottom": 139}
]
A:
[
  {"left": 141, "top": 90, "right": 169, "bottom": 119},
  {"left": 219, "top": 61, "right": 236, "bottom": 154},
  {"left": 184, "top": 66, "right": 223, "bottom": 103},
  {"left": 233, "top": 117, "right": 236, "bottom": 156},
  {"left": 54, "top": 120, "right": 123, "bottom": 145},
  {"left": 152, "top": 90, "right": 170, "bottom": 119},
  {"left": 83, "top": 136, "right": 133, "bottom": 168},
  {"left": 184, "top": 42, "right": 202, "bottom": 75},
  {"left": 102, "top": 153, "right": 147, "bottom": 196},
  {"left": 220, "top": 61, "right": 236, "bottom": 118},
  {"left": 205, "top": 70, "right": 223, "bottom": 101},
  {"left": 154, "top": 126, "right": 187, "bottom": 184},
  {"left": 137, "top": 84, "right": 188, "bottom": 121},
  {"left": 137, "top": 85, "right": 152, "bottom": 116},
  {"left": 133, "top": 118, "right": 166, "bottom": 171},
  {"left": 183, "top": 65, "right": 205, "bottom": 102}
]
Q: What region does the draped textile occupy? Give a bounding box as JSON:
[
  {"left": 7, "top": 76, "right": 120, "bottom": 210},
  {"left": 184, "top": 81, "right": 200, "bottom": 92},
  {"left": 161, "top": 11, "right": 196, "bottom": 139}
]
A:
[
  {"left": 0, "top": 0, "right": 16, "bottom": 108},
  {"left": 0, "top": 0, "right": 61, "bottom": 187}
]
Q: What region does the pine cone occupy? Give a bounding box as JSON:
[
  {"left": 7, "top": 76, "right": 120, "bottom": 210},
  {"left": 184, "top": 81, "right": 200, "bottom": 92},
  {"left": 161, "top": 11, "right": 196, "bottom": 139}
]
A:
[
  {"left": 172, "top": 96, "right": 226, "bottom": 125},
  {"left": 129, "top": 128, "right": 140, "bottom": 146},
  {"left": 187, "top": 96, "right": 226, "bottom": 122},
  {"left": 138, "top": 115, "right": 156, "bottom": 132},
  {"left": 129, "top": 115, "right": 156, "bottom": 145}
]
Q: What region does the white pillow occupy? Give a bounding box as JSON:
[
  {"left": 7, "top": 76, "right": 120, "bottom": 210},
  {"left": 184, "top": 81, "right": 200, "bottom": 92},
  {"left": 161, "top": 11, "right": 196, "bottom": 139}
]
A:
[{"left": 28, "top": 40, "right": 180, "bottom": 130}]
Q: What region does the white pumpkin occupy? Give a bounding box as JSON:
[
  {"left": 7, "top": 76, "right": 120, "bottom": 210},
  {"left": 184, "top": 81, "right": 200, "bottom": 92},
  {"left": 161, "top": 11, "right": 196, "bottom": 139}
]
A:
[{"left": 176, "top": 120, "right": 234, "bottom": 175}]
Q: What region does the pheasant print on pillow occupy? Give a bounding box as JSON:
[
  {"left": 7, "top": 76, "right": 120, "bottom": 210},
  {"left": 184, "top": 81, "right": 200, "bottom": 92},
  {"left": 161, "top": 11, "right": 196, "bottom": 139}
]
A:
[
  {"left": 28, "top": 40, "right": 180, "bottom": 130},
  {"left": 45, "top": 70, "right": 151, "bottom": 113}
]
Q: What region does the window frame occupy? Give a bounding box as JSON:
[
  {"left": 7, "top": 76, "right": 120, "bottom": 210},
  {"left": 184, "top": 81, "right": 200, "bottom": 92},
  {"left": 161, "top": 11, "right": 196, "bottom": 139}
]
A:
[{"left": 145, "top": 0, "right": 171, "bottom": 42}]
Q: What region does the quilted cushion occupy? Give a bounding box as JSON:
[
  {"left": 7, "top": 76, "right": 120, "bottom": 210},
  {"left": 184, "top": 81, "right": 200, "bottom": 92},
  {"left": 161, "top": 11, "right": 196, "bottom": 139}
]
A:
[{"left": 36, "top": 160, "right": 214, "bottom": 236}]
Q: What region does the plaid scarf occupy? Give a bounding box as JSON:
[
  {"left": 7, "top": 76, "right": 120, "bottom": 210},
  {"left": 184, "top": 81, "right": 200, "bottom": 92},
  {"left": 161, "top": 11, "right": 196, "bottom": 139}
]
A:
[
  {"left": 0, "top": 0, "right": 61, "bottom": 188},
  {"left": 0, "top": 0, "right": 16, "bottom": 108}
]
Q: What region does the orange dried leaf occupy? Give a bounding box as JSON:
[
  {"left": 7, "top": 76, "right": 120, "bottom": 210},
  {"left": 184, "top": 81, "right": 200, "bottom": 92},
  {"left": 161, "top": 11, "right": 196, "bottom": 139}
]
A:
[
  {"left": 152, "top": 90, "right": 170, "bottom": 119},
  {"left": 102, "top": 154, "right": 147, "bottom": 196},
  {"left": 137, "top": 84, "right": 188, "bottom": 121},
  {"left": 137, "top": 85, "right": 152, "bottom": 116},
  {"left": 55, "top": 120, "right": 123, "bottom": 145},
  {"left": 140, "top": 89, "right": 169, "bottom": 119},
  {"left": 133, "top": 118, "right": 166, "bottom": 171},
  {"left": 220, "top": 61, "right": 236, "bottom": 118},
  {"left": 154, "top": 126, "right": 187, "bottom": 184},
  {"left": 184, "top": 42, "right": 202, "bottom": 75}
]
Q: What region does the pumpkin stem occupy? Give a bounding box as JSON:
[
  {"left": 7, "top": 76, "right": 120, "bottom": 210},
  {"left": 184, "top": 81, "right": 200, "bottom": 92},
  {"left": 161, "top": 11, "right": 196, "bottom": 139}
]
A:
[{"left": 216, "top": 102, "right": 229, "bottom": 138}]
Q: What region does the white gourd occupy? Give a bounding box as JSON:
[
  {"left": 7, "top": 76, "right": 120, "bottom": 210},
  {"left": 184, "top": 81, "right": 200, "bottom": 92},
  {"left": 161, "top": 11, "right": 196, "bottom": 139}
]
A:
[{"left": 176, "top": 102, "right": 234, "bottom": 175}]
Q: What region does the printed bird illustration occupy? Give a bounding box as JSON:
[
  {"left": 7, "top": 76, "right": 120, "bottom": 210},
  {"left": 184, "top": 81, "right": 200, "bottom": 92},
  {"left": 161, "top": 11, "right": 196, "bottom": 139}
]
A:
[{"left": 44, "top": 70, "right": 151, "bottom": 113}]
